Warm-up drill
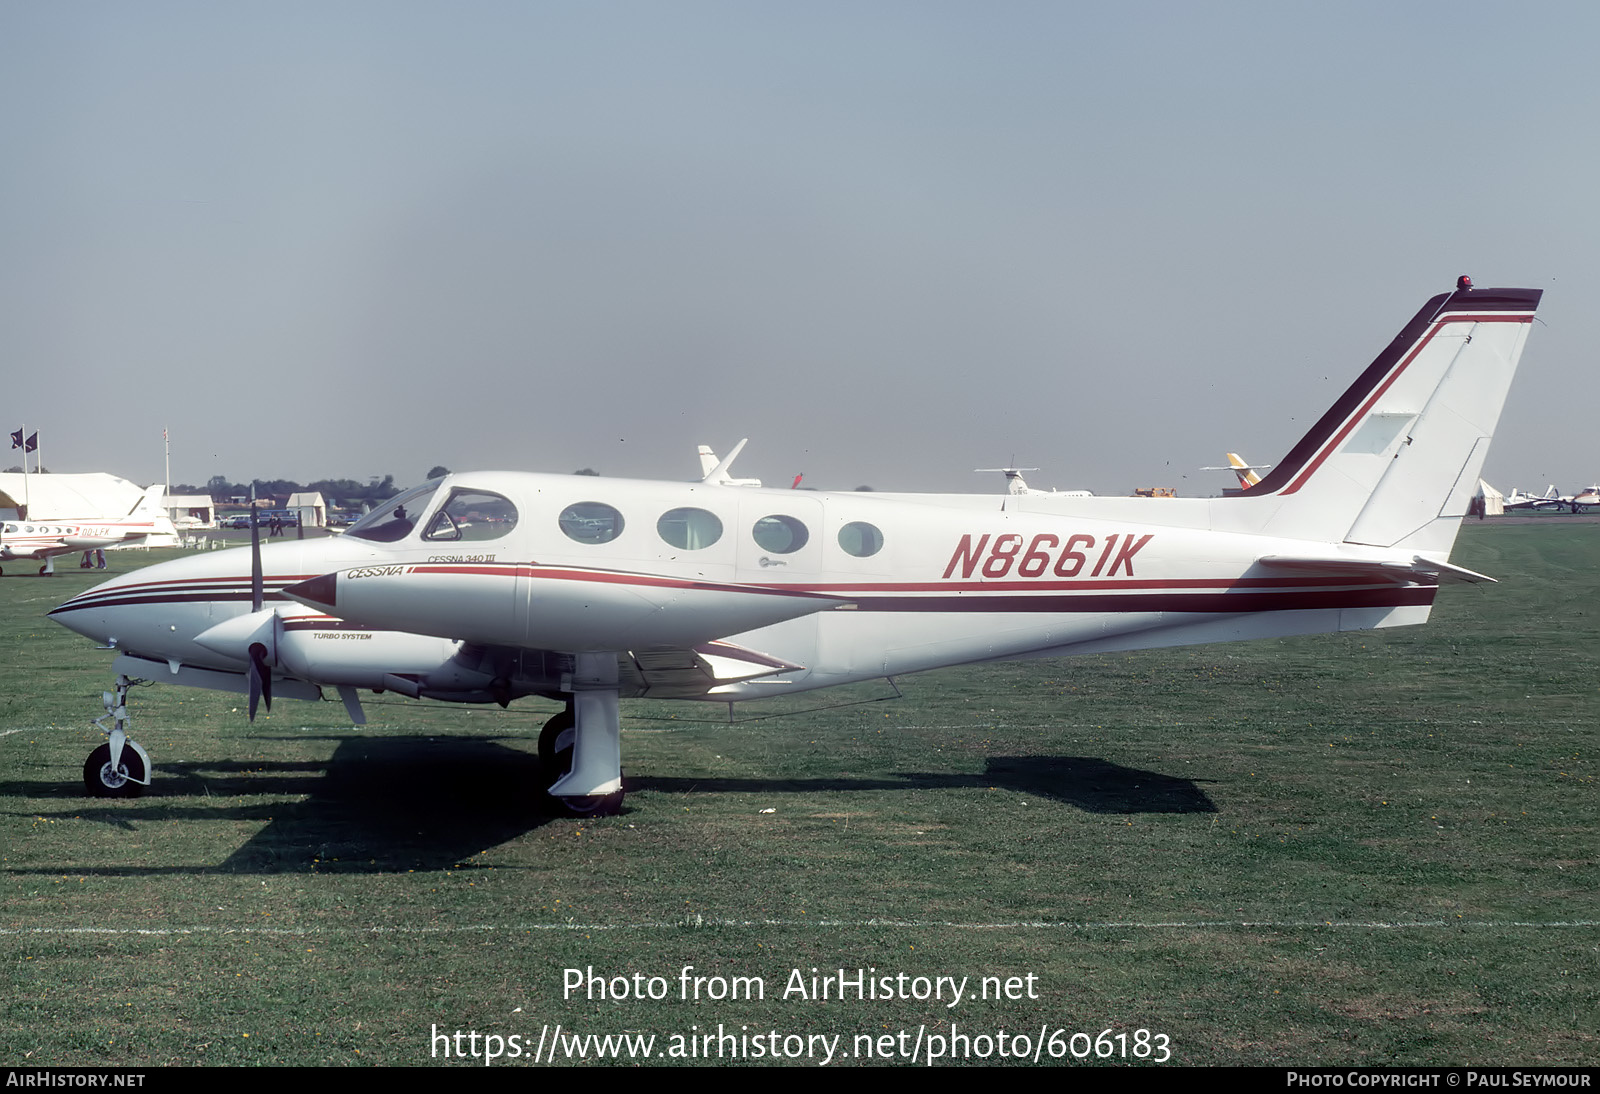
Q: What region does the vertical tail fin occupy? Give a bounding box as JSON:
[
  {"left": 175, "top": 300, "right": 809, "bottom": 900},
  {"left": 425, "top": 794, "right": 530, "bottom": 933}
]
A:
[
  {"left": 1241, "top": 285, "right": 1541, "bottom": 553},
  {"left": 129, "top": 484, "right": 167, "bottom": 517},
  {"left": 1225, "top": 453, "right": 1263, "bottom": 488},
  {"left": 697, "top": 445, "right": 719, "bottom": 479}
]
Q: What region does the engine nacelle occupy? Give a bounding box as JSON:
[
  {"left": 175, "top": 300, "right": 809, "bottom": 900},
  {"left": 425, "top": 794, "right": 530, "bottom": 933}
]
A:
[{"left": 194, "top": 609, "right": 498, "bottom": 694}]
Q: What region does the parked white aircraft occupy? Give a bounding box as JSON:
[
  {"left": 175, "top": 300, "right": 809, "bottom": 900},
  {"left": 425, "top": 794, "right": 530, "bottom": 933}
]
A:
[
  {"left": 1501, "top": 485, "right": 1562, "bottom": 511},
  {"left": 50, "top": 283, "right": 1541, "bottom": 814},
  {"left": 1, "top": 485, "right": 175, "bottom": 575},
  {"left": 1565, "top": 485, "right": 1600, "bottom": 512},
  {"left": 974, "top": 466, "right": 1093, "bottom": 498},
  {"left": 1532, "top": 485, "right": 1600, "bottom": 513}
]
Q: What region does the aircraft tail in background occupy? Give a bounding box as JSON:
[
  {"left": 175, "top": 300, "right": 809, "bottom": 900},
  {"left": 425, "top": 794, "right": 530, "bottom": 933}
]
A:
[
  {"left": 1201, "top": 453, "right": 1271, "bottom": 489},
  {"left": 128, "top": 483, "right": 167, "bottom": 517}
]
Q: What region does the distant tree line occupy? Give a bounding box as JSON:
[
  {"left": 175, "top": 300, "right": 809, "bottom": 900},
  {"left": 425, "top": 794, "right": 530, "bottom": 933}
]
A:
[
  {"left": 173, "top": 474, "right": 406, "bottom": 509},
  {"left": 44, "top": 463, "right": 612, "bottom": 508}
]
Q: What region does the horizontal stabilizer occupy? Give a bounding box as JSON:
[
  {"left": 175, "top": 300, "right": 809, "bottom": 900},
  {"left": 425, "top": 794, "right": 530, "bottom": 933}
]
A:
[{"left": 1259, "top": 555, "right": 1495, "bottom": 586}]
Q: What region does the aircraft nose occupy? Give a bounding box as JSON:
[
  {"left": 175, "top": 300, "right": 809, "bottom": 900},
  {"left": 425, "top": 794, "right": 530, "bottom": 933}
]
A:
[
  {"left": 47, "top": 571, "right": 140, "bottom": 643},
  {"left": 46, "top": 601, "right": 102, "bottom": 641},
  {"left": 47, "top": 548, "right": 224, "bottom": 650}
]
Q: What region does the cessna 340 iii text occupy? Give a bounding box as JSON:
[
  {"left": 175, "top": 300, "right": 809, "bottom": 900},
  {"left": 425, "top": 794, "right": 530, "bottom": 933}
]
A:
[{"left": 50, "top": 282, "right": 1541, "bottom": 815}]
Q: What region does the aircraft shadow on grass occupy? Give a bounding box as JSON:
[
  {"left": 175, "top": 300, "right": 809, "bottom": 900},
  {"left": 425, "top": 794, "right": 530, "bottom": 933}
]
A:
[
  {"left": 629, "top": 756, "right": 1216, "bottom": 816},
  {"left": 9, "top": 738, "right": 1213, "bottom": 875}
]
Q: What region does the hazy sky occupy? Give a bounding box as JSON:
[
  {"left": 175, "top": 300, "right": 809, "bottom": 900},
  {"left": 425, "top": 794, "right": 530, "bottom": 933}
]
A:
[{"left": 3, "top": 2, "right": 1595, "bottom": 496}]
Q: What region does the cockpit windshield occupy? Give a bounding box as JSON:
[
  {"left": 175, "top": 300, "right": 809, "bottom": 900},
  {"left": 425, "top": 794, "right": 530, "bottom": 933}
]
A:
[
  {"left": 344, "top": 480, "right": 444, "bottom": 543},
  {"left": 422, "top": 488, "right": 518, "bottom": 542}
]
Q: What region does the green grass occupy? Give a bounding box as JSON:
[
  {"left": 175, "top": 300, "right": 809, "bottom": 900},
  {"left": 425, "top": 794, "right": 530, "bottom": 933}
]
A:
[{"left": 2, "top": 525, "right": 1595, "bottom": 1066}]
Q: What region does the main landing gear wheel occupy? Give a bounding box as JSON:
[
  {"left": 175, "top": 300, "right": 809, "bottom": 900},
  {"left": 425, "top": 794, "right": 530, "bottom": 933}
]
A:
[
  {"left": 83, "top": 741, "right": 149, "bottom": 798},
  {"left": 538, "top": 708, "right": 576, "bottom": 778},
  {"left": 560, "top": 790, "right": 625, "bottom": 817},
  {"left": 538, "top": 708, "right": 624, "bottom": 817}
]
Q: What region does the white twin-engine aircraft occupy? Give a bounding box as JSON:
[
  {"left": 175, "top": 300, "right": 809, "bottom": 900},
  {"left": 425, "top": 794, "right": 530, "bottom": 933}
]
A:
[
  {"left": 51, "top": 282, "right": 1542, "bottom": 815},
  {"left": 2, "top": 485, "right": 174, "bottom": 576}
]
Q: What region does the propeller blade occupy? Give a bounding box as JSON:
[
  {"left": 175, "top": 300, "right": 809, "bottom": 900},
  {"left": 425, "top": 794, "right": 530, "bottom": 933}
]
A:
[
  {"left": 250, "top": 486, "right": 263, "bottom": 612},
  {"left": 247, "top": 641, "right": 272, "bottom": 720},
  {"left": 247, "top": 659, "right": 260, "bottom": 721}
]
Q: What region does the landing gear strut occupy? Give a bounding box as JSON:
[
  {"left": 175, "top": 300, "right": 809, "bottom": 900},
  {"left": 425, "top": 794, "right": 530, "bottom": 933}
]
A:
[
  {"left": 540, "top": 653, "right": 624, "bottom": 816},
  {"left": 83, "top": 675, "right": 151, "bottom": 798}
]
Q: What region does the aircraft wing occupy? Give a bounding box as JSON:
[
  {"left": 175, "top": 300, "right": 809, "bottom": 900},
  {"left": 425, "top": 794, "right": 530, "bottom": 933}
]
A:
[
  {"left": 623, "top": 640, "right": 806, "bottom": 699},
  {"left": 1, "top": 539, "right": 73, "bottom": 562}
]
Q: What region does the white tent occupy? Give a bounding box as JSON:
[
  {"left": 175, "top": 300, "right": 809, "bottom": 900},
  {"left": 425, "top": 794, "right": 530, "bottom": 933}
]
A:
[
  {"left": 162, "top": 493, "right": 217, "bottom": 529},
  {"left": 0, "top": 472, "right": 179, "bottom": 547},
  {"left": 1476, "top": 479, "right": 1505, "bottom": 517},
  {"left": 286, "top": 491, "right": 327, "bottom": 528},
  {"left": 0, "top": 472, "right": 145, "bottom": 520}
]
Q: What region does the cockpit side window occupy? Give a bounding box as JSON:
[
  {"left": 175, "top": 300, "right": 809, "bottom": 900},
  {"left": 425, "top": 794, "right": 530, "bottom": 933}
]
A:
[
  {"left": 422, "top": 489, "right": 518, "bottom": 542},
  {"left": 344, "top": 480, "right": 444, "bottom": 543}
]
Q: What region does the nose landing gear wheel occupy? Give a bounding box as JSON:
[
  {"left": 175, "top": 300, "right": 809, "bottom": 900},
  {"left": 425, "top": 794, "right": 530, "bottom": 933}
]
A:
[{"left": 83, "top": 741, "right": 148, "bottom": 798}]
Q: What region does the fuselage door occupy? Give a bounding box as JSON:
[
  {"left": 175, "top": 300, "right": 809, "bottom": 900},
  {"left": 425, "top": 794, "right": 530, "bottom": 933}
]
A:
[{"left": 734, "top": 494, "right": 825, "bottom": 585}]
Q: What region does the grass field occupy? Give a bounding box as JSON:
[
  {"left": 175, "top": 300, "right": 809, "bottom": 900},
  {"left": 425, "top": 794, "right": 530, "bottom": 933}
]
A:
[{"left": 2, "top": 522, "right": 1595, "bottom": 1066}]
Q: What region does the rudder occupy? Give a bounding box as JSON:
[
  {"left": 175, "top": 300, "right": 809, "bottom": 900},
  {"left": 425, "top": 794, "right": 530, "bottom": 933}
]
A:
[{"left": 1242, "top": 285, "right": 1541, "bottom": 554}]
